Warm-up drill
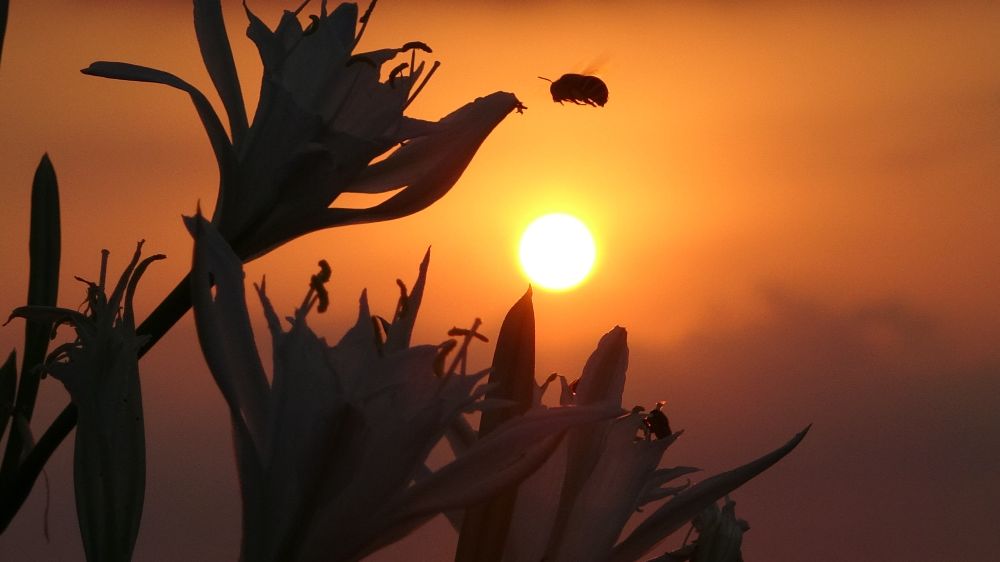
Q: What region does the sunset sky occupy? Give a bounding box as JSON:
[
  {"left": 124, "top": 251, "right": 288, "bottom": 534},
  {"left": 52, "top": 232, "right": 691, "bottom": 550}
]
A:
[{"left": 1, "top": 1, "right": 999, "bottom": 560}]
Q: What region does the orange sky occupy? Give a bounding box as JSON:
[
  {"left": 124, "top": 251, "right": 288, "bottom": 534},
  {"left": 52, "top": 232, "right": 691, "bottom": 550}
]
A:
[{"left": 1, "top": 1, "right": 998, "bottom": 560}]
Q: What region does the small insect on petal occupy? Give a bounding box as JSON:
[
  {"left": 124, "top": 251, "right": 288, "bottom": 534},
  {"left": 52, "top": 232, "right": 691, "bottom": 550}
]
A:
[{"left": 643, "top": 401, "right": 672, "bottom": 440}]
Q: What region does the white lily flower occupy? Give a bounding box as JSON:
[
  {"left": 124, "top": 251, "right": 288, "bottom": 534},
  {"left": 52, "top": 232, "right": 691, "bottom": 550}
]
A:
[
  {"left": 653, "top": 496, "right": 751, "bottom": 562},
  {"left": 445, "top": 292, "right": 809, "bottom": 562},
  {"left": 7, "top": 243, "right": 164, "bottom": 561},
  {"left": 83, "top": 1, "right": 525, "bottom": 261},
  {"left": 187, "top": 214, "right": 613, "bottom": 562}
]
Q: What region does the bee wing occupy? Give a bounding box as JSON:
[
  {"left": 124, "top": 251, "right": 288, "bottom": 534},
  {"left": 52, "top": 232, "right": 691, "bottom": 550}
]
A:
[{"left": 581, "top": 52, "right": 611, "bottom": 76}]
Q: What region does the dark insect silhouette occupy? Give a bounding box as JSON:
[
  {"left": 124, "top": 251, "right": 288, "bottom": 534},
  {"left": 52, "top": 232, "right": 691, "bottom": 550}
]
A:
[
  {"left": 539, "top": 74, "right": 609, "bottom": 107},
  {"left": 643, "top": 401, "right": 672, "bottom": 439}
]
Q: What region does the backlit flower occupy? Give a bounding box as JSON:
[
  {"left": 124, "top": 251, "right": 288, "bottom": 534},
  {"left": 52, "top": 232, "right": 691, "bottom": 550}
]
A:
[
  {"left": 7, "top": 243, "right": 163, "bottom": 561},
  {"left": 187, "top": 214, "right": 612, "bottom": 561},
  {"left": 446, "top": 291, "right": 809, "bottom": 562},
  {"left": 83, "top": 1, "right": 524, "bottom": 261}
]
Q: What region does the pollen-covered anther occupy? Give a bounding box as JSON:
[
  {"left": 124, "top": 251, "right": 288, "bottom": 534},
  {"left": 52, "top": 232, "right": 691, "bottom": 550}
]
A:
[
  {"left": 308, "top": 260, "right": 332, "bottom": 313},
  {"left": 401, "top": 41, "right": 432, "bottom": 53}
]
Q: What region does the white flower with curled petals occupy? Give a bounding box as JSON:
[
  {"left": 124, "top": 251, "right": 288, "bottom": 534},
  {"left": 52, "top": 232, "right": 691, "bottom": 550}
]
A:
[
  {"left": 84, "top": 1, "right": 525, "bottom": 261},
  {"left": 187, "top": 214, "right": 612, "bottom": 562}
]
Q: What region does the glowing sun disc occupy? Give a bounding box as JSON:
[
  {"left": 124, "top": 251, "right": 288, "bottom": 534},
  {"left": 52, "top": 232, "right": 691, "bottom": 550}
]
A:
[{"left": 519, "top": 213, "right": 596, "bottom": 291}]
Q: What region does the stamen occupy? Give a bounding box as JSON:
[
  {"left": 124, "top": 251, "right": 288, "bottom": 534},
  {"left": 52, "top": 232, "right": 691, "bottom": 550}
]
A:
[
  {"left": 303, "top": 15, "right": 321, "bottom": 36},
  {"left": 443, "top": 318, "right": 484, "bottom": 380},
  {"left": 388, "top": 63, "right": 409, "bottom": 88},
  {"left": 353, "top": 0, "right": 378, "bottom": 49},
  {"left": 98, "top": 249, "right": 110, "bottom": 290},
  {"left": 309, "top": 260, "right": 332, "bottom": 313},
  {"left": 393, "top": 279, "right": 409, "bottom": 322},
  {"left": 434, "top": 339, "right": 458, "bottom": 377},
  {"left": 293, "top": 0, "right": 313, "bottom": 16},
  {"left": 346, "top": 55, "right": 377, "bottom": 68},
  {"left": 403, "top": 60, "right": 440, "bottom": 110},
  {"left": 401, "top": 41, "right": 433, "bottom": 53}
]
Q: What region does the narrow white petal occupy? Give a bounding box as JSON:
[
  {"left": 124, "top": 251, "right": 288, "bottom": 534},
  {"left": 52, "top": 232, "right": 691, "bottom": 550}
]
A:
[{"left": 188, "top": 214, "right": 270, "bottom": 448}]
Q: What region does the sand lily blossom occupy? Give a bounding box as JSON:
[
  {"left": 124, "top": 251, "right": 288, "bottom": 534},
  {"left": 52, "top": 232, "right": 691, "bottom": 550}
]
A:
[
  {"left": 188, "top": 214, "right": 615, "bottom": 562},
  {"left": 652, "top": 496, "right": 750, "bottom": 562},
  {"left": 445, "top": 291, "right": 809, "bottom": 562},
  {"left": 83, "top": 0, "right": 524, "bottom": 261},
  {"left": 7, "top": 243, "right": 163, "bottom": 562}
]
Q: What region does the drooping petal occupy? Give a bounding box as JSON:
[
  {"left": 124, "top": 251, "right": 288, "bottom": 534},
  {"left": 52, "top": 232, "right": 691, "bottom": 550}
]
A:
[
  {"left": 187, "top": 213, "right": 270, "bottom": 448},
  {"left": 312, "top": 91, "right": 522, "bottom": 229},
  {"left": 81, "top": 62, "right": 237, "bottom": 197},
  {"left": 610, "top": 426, "right": 811, "bottom": 562},
  {"left": 194, "top": 0, "right": 249, "bottom": 144}
]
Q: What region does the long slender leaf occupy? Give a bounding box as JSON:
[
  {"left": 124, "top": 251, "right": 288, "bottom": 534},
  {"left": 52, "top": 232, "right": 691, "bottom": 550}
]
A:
[
  {"left": 0, "top": 155, "right": 60, "bottom": 485},
  {"left": 454, "top": 288, "right": 536, "bottom": 562},
  {"left": 0, "top": 351, "right": 16, "bottom": 443},
  {"left": 194, "top": 0, "right": 248, "bottom": 145},
  {"left": 21, "top": 154, "right": 60, "bottom": 413},
  {"left": 610, "top": 425, "right": 811, "bottom": 562}
]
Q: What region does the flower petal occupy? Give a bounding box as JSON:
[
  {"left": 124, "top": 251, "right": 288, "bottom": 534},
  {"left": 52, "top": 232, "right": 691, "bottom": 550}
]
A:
[
  {"left": 194, "top": 0, "right": 249, "bottom": 144},
  {"left": 454, "top": 287, "right": 537, "bottom": 562},
  {"left": 610, "top": 425, "right": 811, "bottom": 562},
  {"left": 82, "top": 62, "right": 237, "bottom": 199},
  {"left": 550, "top": 414, "right": 677, "bottom": 562},
  {"left": 543, "top": 327, "right": 630, "bottom": 554},
  {"left": 337, "top": 404, "right": 619, "bottom": 561},
  {"left": 187, "top": 213, "right": 270, "bottom": 448},
  {"left": 384, "top": 248, "right": 430, "bottom": 352},
  {"left": 501, "top": 438, "right": 569, "bottom": 562},
  {"left": 573, "top": 326, "right": 628, "bottom": 408},
  {"left": 313, "top": 91, "right": 522, "bottom": 228}
]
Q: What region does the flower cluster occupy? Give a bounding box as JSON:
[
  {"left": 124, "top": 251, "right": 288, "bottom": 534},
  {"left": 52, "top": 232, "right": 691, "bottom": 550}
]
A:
[{"left": 84, "top": 0, "right": 525, "bottom": 261}]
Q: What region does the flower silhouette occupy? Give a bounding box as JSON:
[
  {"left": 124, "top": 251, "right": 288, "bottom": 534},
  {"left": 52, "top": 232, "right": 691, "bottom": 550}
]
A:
[
  {"left": 188, "top": 214, "right": 613, "bottom": 561},
  {"left": 7, "top": 243, "right": 163, "bottom": 561},
  {"left": 448, "top": 294, "right": 809, "bottom": 562},
  {"left": 83, "top": 1, "right": 524, "bottom": 260}
]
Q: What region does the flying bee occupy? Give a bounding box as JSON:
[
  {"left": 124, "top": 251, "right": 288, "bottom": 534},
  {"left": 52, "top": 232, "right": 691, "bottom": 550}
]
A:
[{"left": 539, "top": 73, "right": 609, "bottom": 107}]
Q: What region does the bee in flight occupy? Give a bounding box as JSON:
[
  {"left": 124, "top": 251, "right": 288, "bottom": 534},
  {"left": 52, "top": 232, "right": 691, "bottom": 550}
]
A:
[{"left": 539, "top": 73, "right": 609, "bottom": 107}]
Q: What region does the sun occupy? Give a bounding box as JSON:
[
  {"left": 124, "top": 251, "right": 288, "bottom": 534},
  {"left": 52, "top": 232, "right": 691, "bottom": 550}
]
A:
[{"left": 518, "top": 213, "right": 597, "bottom": 291}]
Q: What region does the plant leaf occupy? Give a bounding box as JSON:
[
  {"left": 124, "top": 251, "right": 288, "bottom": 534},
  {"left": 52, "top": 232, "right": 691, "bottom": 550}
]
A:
[
  {"left": 21, "top": 154, "right": 60, "bottom": 412},
  {"left": 610, "top": 425, "right": 811, "bottom": 562},
  {"left": 0, "top": 351, "right": 16, "bottom": 443},
  {"left": 0, "top": 155, "right": 60, "bottom": 487}
]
